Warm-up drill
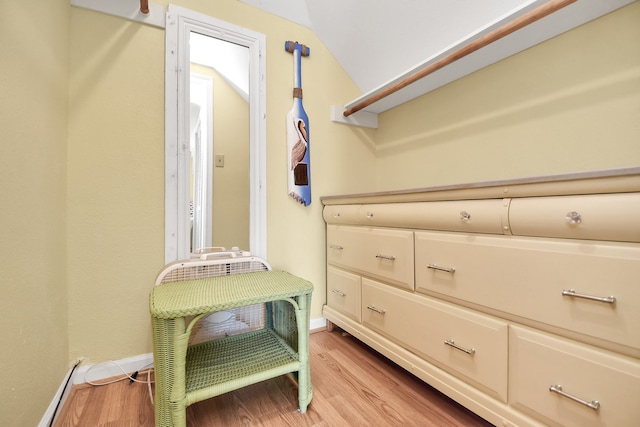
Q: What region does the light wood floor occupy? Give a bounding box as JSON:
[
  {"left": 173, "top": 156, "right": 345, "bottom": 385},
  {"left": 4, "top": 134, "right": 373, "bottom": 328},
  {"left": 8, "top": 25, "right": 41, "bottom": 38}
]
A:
[{"left": 55, "top": 329, "right": 494, "bottom": 426}]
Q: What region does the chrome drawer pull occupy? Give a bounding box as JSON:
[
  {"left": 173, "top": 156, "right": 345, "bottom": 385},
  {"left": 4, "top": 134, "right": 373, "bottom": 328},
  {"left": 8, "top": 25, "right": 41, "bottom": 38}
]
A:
[
  {"left": 366, "top": 211, "right": 374, "bottom": 219},
  {"left": 562, "top": 289, "right": 616, "bottom": 304},
  {"left": 565, "top": 211, "right": 582, "bottom": 224},
  {"left": 444, "top": 339, "right": 475, "bottom": 355},
  {"left": 427, "top": 264, "right": 455, "bottom": 274},
  {"left": 375, "top": 254, "right": 396, "bottom": 261},
  {"left": 549, "top": 385, "right": 600, "bottom": 411},
  {"left": 331, "top": 289, "right": 346, "bottom": 297},
  {"left": 333, "top": 212, "right": 341, "bottom": 218},
  {"left": 366, "top": 305, "right": 386, "bottom": 315},
  {"left": 329, "top": 244, "right": 344, "bottom": 250},
  {"left": 460, "top": 211, "right": 471, "bottom": 221}
]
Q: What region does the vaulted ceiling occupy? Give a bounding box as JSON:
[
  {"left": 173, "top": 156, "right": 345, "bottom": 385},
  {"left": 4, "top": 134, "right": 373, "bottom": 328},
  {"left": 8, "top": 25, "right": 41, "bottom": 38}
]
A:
[{"left": 241, "top": 0, "right": 635, "bottom": 114}]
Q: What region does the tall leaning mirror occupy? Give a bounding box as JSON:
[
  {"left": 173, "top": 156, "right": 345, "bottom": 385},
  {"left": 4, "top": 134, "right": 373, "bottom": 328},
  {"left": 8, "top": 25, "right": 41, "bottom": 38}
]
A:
[{"left": 165, "top": 5, "right": 267, "bottom": 263}]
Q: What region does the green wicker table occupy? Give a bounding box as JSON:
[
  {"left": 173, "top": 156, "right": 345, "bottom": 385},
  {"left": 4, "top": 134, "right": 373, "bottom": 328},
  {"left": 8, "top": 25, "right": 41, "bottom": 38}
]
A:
[{"left": 150, "top": 270, "right": 314, "bottom": 427}]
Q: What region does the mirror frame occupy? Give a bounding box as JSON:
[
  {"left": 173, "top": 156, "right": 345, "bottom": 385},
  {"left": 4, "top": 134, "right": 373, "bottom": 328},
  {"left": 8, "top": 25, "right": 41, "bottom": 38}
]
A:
[{"left": 165, "top": 4, "right": 267, "bottom": 263}]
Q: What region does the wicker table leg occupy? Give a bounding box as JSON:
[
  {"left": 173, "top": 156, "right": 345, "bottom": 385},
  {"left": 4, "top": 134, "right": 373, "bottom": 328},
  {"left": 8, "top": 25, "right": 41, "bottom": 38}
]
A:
[
  {"left": 296, "top": 293, "right": 313, "bottom": 412},
  {"left": 169, "top": 329, "right": 190, "bottom": 427},
  {"left": 152, "top": 316, "right": 187, "bottom": 427}
]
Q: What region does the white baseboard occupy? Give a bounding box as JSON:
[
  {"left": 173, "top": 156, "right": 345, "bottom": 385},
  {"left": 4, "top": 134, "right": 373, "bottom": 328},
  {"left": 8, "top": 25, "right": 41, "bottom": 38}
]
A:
[
  {"left": 73, "top": 318, "right": 326, "bottom": 385},
  {"left": 40, "top": 317, "right": 326, "bottom": 425},
  {"left": 38, "top": 365, "right": 77, "bottom": 427},
  {"left": 73, "top": 352, "right": 154, "bottom": 385},
  {"left": 39, "top": 354, "right": 154, "bottom": 427},
  {"left": 310, "top": 316, "right": 327, "bottom": 331}
]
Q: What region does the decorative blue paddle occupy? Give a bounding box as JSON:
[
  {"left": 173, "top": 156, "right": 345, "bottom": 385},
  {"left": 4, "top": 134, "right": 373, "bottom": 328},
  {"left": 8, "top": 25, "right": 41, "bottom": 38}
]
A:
[{"left": 285, "top": 41, "right": 311, "bottom": 206}]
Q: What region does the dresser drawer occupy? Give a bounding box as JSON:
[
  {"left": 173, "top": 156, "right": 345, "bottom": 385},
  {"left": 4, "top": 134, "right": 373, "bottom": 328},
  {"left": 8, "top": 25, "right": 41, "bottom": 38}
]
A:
[
  {"left": 326, "top": 266, "right": 361, "bottom": 322},
  {"left": 327, "top": 225, "right": 364, "bottom": 270},
  {"left": 323, "top": 204, "right": 361, "bottom": 225},
  {"left": 327, "top": 225, "right": 414, "bottom": 290},
  {"left": 509, "top": 193, "right": 640, "bottom": 242},
  {"left": 509, "top": 326, "right": 640, "bottom": 427},
  {"left": 357, "top": 199, "right": 507, "bottom": 235},
  {"left": 415, "top": 231, "right": 640, "bottom": 354},
  {"left": 362, "top": 278, "right": 508, "bottom": 401}
]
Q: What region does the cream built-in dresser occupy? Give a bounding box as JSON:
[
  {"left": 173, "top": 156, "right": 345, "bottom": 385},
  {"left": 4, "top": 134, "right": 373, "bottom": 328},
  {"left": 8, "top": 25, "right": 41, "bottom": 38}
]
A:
[{"left": 321, "top": 167, "right": 640, "bottom": 427}]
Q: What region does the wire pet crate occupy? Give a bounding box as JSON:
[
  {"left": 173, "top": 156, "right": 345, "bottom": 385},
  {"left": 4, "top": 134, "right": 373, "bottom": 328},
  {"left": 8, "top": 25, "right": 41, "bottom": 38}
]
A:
[{"left": 150, "top": 251, "right": 313, "bottom": 427}]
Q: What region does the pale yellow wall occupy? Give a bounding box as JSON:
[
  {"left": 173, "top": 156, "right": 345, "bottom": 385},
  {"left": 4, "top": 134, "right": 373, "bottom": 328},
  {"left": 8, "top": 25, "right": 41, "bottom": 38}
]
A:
[
  {"left": 0, "top": 0, "right": 70, "bottom": 425},
  {"left": 10, "top": 3, "right": 635, "bottom": 423},
  {"left": 375, "top": 2, "right": 640, "bottom": 190},
  {"left": 67, "top": 10, "right": 166, "bottom": 362},
  {"left": 66, "top": 0, "right": 376, "bottom": 368}
]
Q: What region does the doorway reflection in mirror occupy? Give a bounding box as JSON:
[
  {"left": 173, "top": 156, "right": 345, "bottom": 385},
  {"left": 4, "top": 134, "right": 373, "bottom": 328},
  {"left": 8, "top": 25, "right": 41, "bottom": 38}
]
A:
[{"left": 189, "top": 33, "right": 250, "bottom": 253}]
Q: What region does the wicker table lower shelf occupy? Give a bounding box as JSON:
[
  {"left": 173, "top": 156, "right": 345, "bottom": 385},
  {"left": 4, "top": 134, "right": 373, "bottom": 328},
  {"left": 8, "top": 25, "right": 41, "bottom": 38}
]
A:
[{"left": 184, "top": 329, "right": 300, "bottom": 403}]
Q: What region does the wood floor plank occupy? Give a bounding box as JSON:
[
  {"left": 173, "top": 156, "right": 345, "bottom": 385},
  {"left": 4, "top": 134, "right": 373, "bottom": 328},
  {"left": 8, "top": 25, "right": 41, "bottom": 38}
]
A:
[
  {"left": 313, "top": 351, "right": 399, "bottom": 425},
  {"left": 54, "top": 329, "right": 493, "bottom": 426}
]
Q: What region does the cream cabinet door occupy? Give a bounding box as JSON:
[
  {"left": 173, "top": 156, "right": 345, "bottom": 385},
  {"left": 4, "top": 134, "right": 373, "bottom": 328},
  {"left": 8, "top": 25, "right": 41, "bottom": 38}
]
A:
[
  {"left": 356, "top": 199, "right": 507, "bottom": 235},
  {"left": 327, "top": 225, "right": 414, "bottom": 290},
  {"left": 415, "top": 231, "right": 640, "bottom": 355},
  {"left": 326, "top": 225, "right": 365, "bottom": 270},
  {"left": 323, "top": 204, "right": 361, "bottom": 225},
  {"left": 509, "top": 193, "right": 640, "bottom": 243},
  {"left": 362, "top": 278, "right": 508, "bottom": 401},
  {"left": 509, "top": 326, "right": 640, "bottom": 427},
  {"left": 326, "top": 266, "right": 361, "bottom": 322}
]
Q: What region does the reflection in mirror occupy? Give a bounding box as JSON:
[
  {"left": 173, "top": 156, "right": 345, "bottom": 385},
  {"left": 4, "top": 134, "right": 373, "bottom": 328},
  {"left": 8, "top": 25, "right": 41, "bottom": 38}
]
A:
[
  {"left": 165, "top": 5, "right": 266, "bottom": 263},
  {"left": 189, "top": 75, "right": 212, "bottom": 251},
  {"left": 189, "top": 33, "right": 250, "bottom": 253}
]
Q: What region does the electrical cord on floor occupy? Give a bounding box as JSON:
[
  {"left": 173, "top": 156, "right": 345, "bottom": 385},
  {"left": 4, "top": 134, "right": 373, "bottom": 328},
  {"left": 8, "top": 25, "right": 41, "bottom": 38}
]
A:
[
  {"left": 85, "top": 360, "right": 155, "bottom": 405},
  {"left": 147, "top": 368, "right": 154, "bottom": 406},
  {"left": 49, "top": 359, "right": 81, "bottom": 427}
]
